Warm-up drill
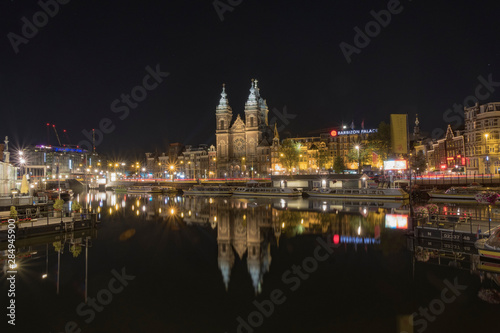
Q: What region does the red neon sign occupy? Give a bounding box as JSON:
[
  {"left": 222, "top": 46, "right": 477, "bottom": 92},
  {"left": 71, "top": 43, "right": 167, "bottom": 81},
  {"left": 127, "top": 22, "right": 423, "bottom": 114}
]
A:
[
  {"left": 330, "top": 130, "right": 338, "bottom": 137},
  {"left": 440, "top": 164, "right": 447, "bottom": 169}
]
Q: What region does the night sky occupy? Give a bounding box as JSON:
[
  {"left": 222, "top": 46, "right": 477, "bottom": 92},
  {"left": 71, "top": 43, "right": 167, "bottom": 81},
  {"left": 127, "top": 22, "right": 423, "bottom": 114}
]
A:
[{"left": 1, "top": 0, "right": 499, "bottom": 157}]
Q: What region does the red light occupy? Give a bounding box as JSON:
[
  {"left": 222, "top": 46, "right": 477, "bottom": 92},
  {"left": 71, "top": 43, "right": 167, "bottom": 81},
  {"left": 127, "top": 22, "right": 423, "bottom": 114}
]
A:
[
  {"left": 46, "top": 123, "right": 50, "bottom": 126},
  {"left": 330, "top": 130, "right": 338, "bottom": 137},
  {"left": 333, "top": 234, "right": 340, "bottom": 244},
  {"left": 461, "top": 158, "right": 465, "bottom": 165},
  {"left": 440, "top": 164, "right": 447, "bottom": 170},
  {"left": 52, "top": 125, "right": 55, "bottom": 127},
  {"left": 63, "top": 129, "right": 66, "bottom": 132}
]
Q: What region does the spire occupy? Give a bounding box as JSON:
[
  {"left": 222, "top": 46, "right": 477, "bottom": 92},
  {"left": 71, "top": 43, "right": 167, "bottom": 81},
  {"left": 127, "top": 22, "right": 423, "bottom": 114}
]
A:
[
  {"left": 273, "top": 123, "right": 279, "bottom": 141},
  {"left": 254, "top": 79, "right": 260, "bottom": 99},
  {"left": 414, "top": 113, "right": 420, "bottom": 138},
  {"left": 216, "top": 83, "right": 231, "bottom": 113},
  {"left": 246, "top": 79, "right": 258, "bottom": 106}
]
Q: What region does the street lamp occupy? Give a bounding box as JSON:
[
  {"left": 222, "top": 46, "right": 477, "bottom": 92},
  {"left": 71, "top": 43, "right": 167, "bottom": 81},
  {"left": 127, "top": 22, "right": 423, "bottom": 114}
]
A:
[
  {"left": 242, "top": 157, "right": 246, "bottom": 178},
  {"left": 355, "top": 145, "right": 360, "bottom": 174},
  {"left": 485, "top": 133, "right": 489, "bottom": 174}
]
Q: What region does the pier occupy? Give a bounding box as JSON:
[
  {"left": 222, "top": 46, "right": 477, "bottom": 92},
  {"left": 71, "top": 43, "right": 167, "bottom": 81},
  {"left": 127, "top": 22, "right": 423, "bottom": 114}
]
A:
[{"left": 0, "top": 211, "right": 99, "bottom": 241}]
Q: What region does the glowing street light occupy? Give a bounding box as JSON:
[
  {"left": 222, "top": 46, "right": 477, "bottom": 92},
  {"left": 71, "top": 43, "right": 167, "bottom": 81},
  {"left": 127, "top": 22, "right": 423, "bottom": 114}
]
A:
[
  {"left": 355, "top": 145, "right": 360, "bottom": 173},
  {"left": 485, "top": 133, "right": 490, "bottom": 174}
]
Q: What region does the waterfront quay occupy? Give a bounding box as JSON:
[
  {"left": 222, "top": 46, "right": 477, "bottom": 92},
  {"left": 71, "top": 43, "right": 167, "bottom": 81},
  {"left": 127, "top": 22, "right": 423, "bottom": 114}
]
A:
[{"left": 0, "top": 211, "right": 99, "bottom": 241}]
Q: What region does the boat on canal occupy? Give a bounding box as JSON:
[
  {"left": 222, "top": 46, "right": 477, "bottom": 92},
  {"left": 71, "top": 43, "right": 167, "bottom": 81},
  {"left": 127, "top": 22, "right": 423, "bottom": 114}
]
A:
[
  {"left": 475, "top": 226, "right": 500, "bottom": 260},
  {"left": 127, "top": 186, "right": 163, "bottom": 194},
  {"left": 183, "top": 185, "right": 233, "bottom": 196},
  {"left": 113, "top": 187, "right": 128, "bottom": 193},
  {"left": 233, "top": 181, "right": 302, "bottom": 197},
  {"left": 160, "top": 186, "right": 178, "bottom": 194},
  {"left": 305, "top": 187, "right": 409, "bottom": 200},
  {"left": 428, "top": 186, "right": 484, "bottom": 201}
]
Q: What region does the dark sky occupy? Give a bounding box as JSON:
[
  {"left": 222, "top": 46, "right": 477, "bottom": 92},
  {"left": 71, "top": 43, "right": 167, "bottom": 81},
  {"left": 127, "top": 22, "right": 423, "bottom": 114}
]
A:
[{"left": 1, "top": 0, "right": 499, "bottom": 158}]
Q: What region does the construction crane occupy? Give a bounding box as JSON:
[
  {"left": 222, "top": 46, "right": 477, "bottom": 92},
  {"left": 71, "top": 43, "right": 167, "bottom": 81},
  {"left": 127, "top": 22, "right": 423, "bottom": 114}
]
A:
[{"left": 52, "top": 124, "right": 62, "bottom": 146}]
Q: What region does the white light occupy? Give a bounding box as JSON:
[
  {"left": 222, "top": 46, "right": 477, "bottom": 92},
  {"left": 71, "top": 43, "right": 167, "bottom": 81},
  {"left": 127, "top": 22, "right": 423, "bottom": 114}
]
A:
[{"left": 42, "top": 274, "right": 47, "bottom": 279}]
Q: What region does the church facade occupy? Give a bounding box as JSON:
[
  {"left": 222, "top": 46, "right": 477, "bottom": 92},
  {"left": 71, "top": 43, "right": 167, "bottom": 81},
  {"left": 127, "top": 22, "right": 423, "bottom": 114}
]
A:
[{"left": 215, "top": 80, "right": 273, "bottom": 178}]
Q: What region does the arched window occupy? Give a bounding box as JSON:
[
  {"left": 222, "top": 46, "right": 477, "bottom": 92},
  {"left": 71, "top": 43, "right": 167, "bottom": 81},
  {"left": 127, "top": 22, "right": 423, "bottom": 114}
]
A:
[
  {"left": 220, "top": 120, "right": 224, "bottom": 129},
  {"left": 250, "top": 117, "right": 254, "bottom": 127}
]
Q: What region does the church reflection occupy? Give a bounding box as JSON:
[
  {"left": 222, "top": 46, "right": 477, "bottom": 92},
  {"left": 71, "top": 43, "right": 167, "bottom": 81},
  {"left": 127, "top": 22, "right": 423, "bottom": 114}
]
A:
[
  {"left": 215, "top": 199, "right": 277, "bottom": 295},
  {"left": 177, "top": 196, "right": 401, "bottom": 295}
]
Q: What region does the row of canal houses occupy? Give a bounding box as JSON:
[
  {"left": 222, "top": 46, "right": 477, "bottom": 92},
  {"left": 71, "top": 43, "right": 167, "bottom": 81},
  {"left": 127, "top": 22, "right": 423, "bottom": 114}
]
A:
[{"left": 415, "top": 102, "right": 500, "bottom": 175}]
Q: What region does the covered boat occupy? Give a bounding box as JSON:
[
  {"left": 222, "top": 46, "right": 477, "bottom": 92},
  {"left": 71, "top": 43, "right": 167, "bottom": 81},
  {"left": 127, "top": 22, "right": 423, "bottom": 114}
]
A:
[{"left": 476, "top": 226, "right": 500, "bottom": 260}]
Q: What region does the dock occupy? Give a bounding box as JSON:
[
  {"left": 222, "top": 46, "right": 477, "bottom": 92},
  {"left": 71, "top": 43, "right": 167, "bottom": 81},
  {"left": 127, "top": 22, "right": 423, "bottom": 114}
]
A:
[{"left": 0, "top": 212, "right": 99, "bottom": 241}]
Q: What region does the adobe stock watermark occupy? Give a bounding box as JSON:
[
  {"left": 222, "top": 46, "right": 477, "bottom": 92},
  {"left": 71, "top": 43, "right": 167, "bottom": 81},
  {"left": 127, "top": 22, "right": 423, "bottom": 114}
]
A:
[
  {"left": 402, "top": 276, "right": 467, "bottom": 333},
  {"left": 7, "top": 0, "right": 72, "bottom": 54},
  {"left": 269, "top": 106, "right": 297, "bottom": 133},
  {"left": 431, "top": 74, "right": 500, "bottom": 140},
  {"left": 54, "top": 267, "right": 135, "bottom": 333},
  {"left": 227, "top": 235, "right": 339, "bottom": 333},
  {"left": 77, "top": 64, "right": 169, "bottom": 152},
  {"left": 339, "top": 0, "right": 409, "bottom": 64},
  {"left": 213, "top": 0, "right": 243, "bottom": 22}
]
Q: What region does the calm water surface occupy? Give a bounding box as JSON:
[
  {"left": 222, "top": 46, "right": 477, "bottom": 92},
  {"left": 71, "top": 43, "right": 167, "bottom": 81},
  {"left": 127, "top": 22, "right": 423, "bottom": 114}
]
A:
[{"left": 2, "top": 192, "right": 499, "bottom": 333}]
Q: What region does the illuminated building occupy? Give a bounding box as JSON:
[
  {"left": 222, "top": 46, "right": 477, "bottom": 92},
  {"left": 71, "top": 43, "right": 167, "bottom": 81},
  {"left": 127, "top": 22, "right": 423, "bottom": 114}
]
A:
[
  {"left": 177, "top": 145, "right": 215, "bottom": 179},
  {"left": 426, "top": 125, "right": 465, "bottom": 172},
  {"left": 15, "top": 144, "right": 97, "bottom": 182},
  {"left": 272, "top": 124, "right": 378, "bottom": 174},
  {"left": 215, "top": 80, "right": 273, "bottom": 178},
  {"left": 464, "top": 102, "right": 500, "bottom": 174}
]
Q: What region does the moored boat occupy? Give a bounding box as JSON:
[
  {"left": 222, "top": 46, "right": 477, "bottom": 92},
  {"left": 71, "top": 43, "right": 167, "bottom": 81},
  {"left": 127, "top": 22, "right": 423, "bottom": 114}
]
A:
[
  {"left": 113, "top": 187, "right": 128, "bottom": 193},
  {"left": 233, "top": 186, "right": 302, "bottom": 197},
  {"left": 183, "top": 185, "right": 233, "bottom": 196},
  {"left": 305, "top": 187, "right": 408, "bottom": 200},
  {"left": 160, "top": 186, "right": 178, "bottom": 194},
  {"left": 429, "top": 186, "right": 483, "bottom": 201},
  {"left": 127, "top": 186, "right": 162, "bottom": 194},
  {"left": 475, "top": 226, "right": 500, "bottom": 260}
]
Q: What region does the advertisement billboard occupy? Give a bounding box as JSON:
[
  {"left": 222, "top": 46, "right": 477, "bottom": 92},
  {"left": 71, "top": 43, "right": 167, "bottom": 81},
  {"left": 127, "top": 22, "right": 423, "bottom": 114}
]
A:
[{"left": 384, "top": 160, "right": 407, "bottom": 170}]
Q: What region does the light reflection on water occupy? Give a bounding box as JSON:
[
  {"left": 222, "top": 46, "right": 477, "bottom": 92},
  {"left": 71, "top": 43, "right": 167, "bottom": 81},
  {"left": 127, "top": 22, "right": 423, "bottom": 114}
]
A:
[{"left": 3, "top": 191, "right": 500, "bottom": 332}]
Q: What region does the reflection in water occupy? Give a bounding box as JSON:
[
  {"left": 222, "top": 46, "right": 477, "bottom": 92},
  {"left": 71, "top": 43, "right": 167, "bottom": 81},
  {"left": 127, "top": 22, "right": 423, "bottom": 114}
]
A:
[
  {"left": 410, "top": 236, "right": 500, "bottom": 305},
  {"left": 5, "top": 190, "right": 500, "bottom": 331}
]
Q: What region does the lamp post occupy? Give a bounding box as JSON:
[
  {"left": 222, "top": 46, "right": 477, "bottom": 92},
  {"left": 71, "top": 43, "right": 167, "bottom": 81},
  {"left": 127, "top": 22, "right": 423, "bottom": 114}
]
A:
[
  {"left": 355, "top": 145, "right": 360, "bottom": 174},
  {"left": 242, "top": 157, "right": 246, "bottom": 178},
  {"left": 485, "top": 133, "right": 489, "bottom": 174},
  {"left": 170, "top": 165, "right": 174, "bottom": 182}
]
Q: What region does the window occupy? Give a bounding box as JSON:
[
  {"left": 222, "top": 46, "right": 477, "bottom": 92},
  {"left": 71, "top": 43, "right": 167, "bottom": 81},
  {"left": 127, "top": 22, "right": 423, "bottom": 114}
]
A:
[
  {"left": 220, "top": 120, "right": 224, "bottom": 129},
  {"left": 250, "top": 117, "right": 254, "bottom": 127}
]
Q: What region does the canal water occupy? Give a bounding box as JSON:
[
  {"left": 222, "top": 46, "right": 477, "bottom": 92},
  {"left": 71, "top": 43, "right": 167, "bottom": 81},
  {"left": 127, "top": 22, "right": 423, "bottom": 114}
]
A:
[{"left": 2, "top": 192, "right": 499, "bottom": 332}]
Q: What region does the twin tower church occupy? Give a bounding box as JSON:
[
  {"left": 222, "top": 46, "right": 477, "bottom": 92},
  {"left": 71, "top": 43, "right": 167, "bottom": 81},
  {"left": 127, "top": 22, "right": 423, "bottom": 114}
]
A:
[{"left": 215, "top": 79, "right": 276, "bottom": 178}]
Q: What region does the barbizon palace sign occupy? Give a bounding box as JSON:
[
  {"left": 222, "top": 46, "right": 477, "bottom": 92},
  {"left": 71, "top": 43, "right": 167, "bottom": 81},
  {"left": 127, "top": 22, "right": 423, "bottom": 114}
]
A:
[{"left": 337, "top": 129, "right": 378, "bottom": 135}]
